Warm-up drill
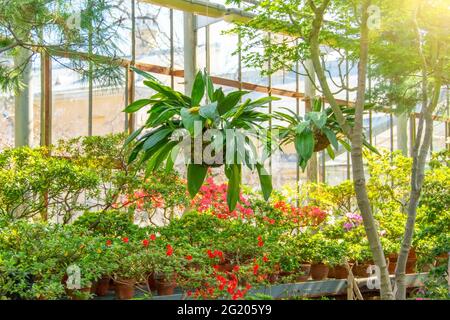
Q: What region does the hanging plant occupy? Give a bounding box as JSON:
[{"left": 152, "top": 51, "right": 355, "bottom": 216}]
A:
[
  {"left": 274, "top": 98, "right": 378, "bottom": 170},
  {"left": 124, "top": 68, "right": 278, "bottom": 210}
]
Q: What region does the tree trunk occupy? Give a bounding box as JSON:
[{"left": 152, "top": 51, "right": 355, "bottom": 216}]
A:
[
  {"left": 14, "top": 46, "right": 34, "bottom": 147},
  {"left": 397, "top": 112, "right": 409, "bottom": 156},
  {"left": 308, "top": 0, "right": 394, "bottom": 299},
  {"left": 395, "top": 48, "right": 444, "bottom": 299},
  {"left": 350, "top": 0, "right": 394, "bottom": 300}
]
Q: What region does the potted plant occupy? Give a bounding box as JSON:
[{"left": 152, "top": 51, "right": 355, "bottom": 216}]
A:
[
  {"left": 109, "top": 238, "right": 146, "bottom": 300},
  {"left": 274, "top": 98, "right": 377, "bottom": 170},
  {"left": 124, "top": 69, "right": 277, "bottom": 210}
]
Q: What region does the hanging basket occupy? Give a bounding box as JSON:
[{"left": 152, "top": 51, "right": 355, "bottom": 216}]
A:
[{"left": 313, "top": 131, "right": 331, "bottom": 152}]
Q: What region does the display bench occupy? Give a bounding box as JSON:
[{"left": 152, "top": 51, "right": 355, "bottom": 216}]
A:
[{"left": 94, "top": 273, "right": 428, "bottom": 300}]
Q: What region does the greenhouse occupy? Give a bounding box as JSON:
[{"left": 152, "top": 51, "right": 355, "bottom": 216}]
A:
[{"left": 0, "top": 0, "right": 449, "bottom": 303}]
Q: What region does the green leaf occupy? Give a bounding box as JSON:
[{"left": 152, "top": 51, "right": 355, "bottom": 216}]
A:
[
  {"left": 199, "top": 102, "right": 218, "bottom": 120},
  {"left": 296, "top": 122, "right": 310, "bottom": 135},
  {"left": 213, "top": 88, "right": 225, "bottom": 102},
  {"left": 326, "top": 145, "right": 335, "bottom": 160},
  {"left": 131, "top": 66, "right": 160, "bottom": 82},
  {"left": 313, "top": 98, "right": 323, "bottom": 112},
  {"left": 256, "top": 163, "right": 272, "bottom": 201},
  {"left": 204, "top": 73, "right": 215, "bottom": 102},
  {"left": 165, "top": 144, "right": 180, "bottom": 172},
  {"left": 308, "top": 112, "right": 327, "bottom": 129},
  {"left": 124, "top": 127, "right": 143, "bottom": 146},
  {"left": 180, "top": 108, "right": 203, "bottom": 135},
  {"left": 225, "top": 164, "right": 241, "bottom": 211},
  {"left": 191, "top": 71, "right": 205, "bottom": 106},
  {"left": 322, "top": 127, "right": 339, "bottom": 150},
  {"left": 217, "top": 91, "right": 249, "bottom": 115},
  {"left": 187, "top": 164, "right": 208, "bottom": 198},
  {"left": 363, "top": 139, "right": 380, "bottom": 155},
  {"left": 295, "top": 129, "right": 315, "bottom": 164},
  {"left": 247, "top": 96, "right": 280, "bottom": 110},
  {"left": 339, "top": 139, "right": 352, "bottom": 152},
  {"left": 146, "top": 141, "right": 178, "bottom": 174},
  {"left": 143, "top": 128, "right": 172, "bottom": 151},
  {"left": 124, "top": 99, "right": 152, "bottom": 113}
]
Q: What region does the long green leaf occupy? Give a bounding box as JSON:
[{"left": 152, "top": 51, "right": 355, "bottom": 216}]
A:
[
  {"left": 256, "top": 163, "right": 272, "bottom": 201},
  {"left": 143, "top": 128, "right": 172, "bottom": 151},
  {"left": 124, "top": 99, "right": 152, "bottom": 113},
  {"left": 191, "top": 71, "right": 205, "bottom": 106},
  {"left": 187, "top": 164, "right": 208, "bottom": 198},
  {"left": 322, "top": 127, "right": 339, "bottom": 150},
  {"left": 225, "top": 164, "right": 241, "bottom": 211},
  {"left": 217, "top": 91, "right": 249, "bottom": 115}
]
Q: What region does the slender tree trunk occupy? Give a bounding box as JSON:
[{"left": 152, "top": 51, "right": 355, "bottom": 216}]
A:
[
  {"left": 395, "top": 46, "right": 444, "bottom": 298},
  {"left": 308, "top": 0, "right": 394, "bottom": 299},
  {"left": 397, "top": 112, "right": 409, "bottom": 156},
  {"left": 350, "top": 0, "right": 394, "bottom": 300}
]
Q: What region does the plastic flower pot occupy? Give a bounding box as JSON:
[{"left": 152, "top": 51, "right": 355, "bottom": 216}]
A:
[
  {"left": 114, "top": 278, "right": 136, "bottom": 300},
  {"left": 95, "top": 276, "right": 110, "bottom": 296},
  {"left": 310, "top": 263, "right": 329, "bottom": 281}
]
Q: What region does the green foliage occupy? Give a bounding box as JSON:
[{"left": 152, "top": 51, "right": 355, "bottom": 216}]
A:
[
  {"left": 73, "top": 210, "right": 137, "bottom": 238},
  {"left": 275, "top": 99, "right": 377, "bottom": 170},
  {"left": 0, "top": 146, "right": 100, "bottom": 222},
  {"left": 126, "top": 69, "right": 276, "bottom": 210},
  {"left": 0, "top": 0, "right": 126, "bottom": 92}
]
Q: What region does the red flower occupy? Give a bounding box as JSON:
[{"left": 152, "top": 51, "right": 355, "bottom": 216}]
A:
[
  {"left": 149, "top": 234, "right": 156, "bottom": 241},
  {"left": 186, "top": 290, "right": 192, "bottom": 297},
  {"left": 186, "top": 255, "right": 193, "bottom": 261},
  {"left": 253, "top": 264, "right": 259, "bottom": 275},
  {"left": 122, "top": 237, "right": 129, "bottom": 243},
  {"left": 166, "top": 244, "right": 173, "bottom": 256},
  {"left": 263, "top": 255, "right": 269, "bottom": 263},
  {"left": 233, "top": 265, "right": 240, "bottom": 272},
  {"left": 142, "top": 239, "right": 149, "bottom": 247},
  {"left": 106, "top": 240, "right": 112, "bottom": 246},
  {"left": 213, "top": 265, "right": 219, "bottom": 271}
]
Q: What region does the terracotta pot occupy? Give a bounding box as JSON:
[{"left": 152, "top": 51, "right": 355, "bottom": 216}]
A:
[
  {"left": 333, "top": 265, "right": 349, "bottom": 279},
  {"left": 147, "top": 273, "right": 157, "bottom": 291},
  {"left": 406, "top": 258, "right": 417, "bottom": 274},
  {"left": 114, "top": 278, "right": 136, "bottom": 300},
  {"left": 95, "top": 276, "right": 110, "bottom": 296},
  {"left": 388, "top": 253, "right": 398, "bottom": 262},
  {"left": 66, "top": 286, "right": 92, "bottom": 300},
  {"left": 155, "top": 278, "right": 177, "bottom": 296},
  {"left": 388, "top": 262, "right": 397, "bottom": 275},
  {"left": 352, "top": 263, "right": 370, "bottom": 277},
  {"left": 327, "top": 266, "right": 336, "bottom": 278},
  {"left": 435, "top": 253, "right": 449, "bottom": 267},
  {"left": 295, "top": 264, "right": 311, "bottom": 282},
  {"left": 310, "top": 263, "right": 329, "bottom": 281}
]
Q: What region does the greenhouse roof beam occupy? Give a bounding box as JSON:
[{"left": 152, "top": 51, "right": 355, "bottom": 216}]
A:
[{"left": 140, "top": 0, "right": 294, "bottom": 35}]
